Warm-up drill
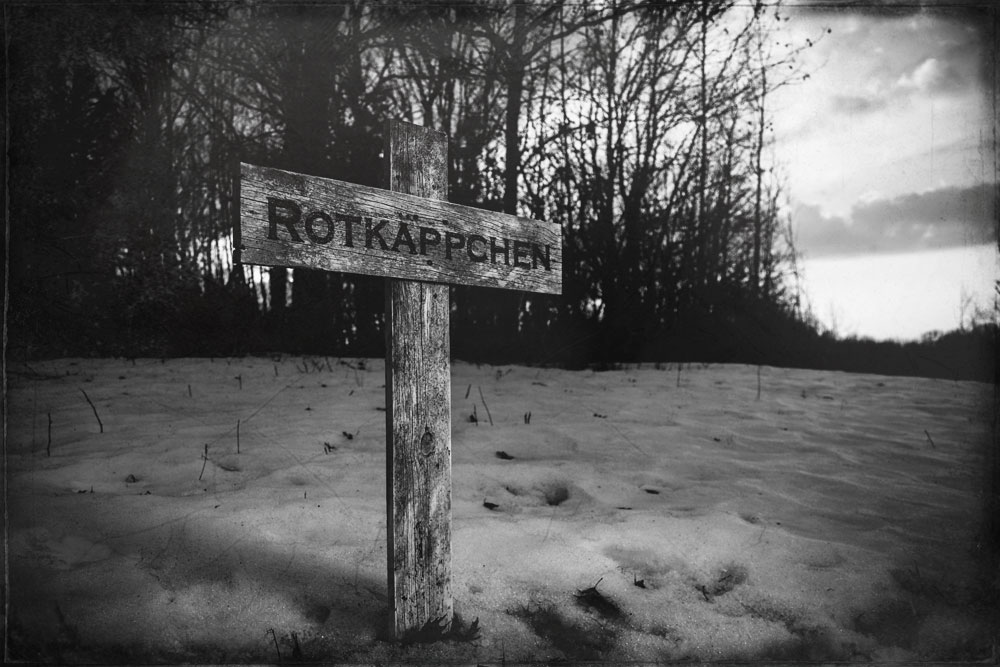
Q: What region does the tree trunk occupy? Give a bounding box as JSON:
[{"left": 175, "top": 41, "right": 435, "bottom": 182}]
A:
[
  {"left": 752, "top": 55, "right": 766, "bottom": 296},
  {"left": 697, "top": 0, "right": 710, "bottom": 294},
  {"left": 269, "top": 267, "right": 287, "bottom": 314}
]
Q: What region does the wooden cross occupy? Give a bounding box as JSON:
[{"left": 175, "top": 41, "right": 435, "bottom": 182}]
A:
[{"left": 236, "top": 120, "right": 561, "bottom": 639}]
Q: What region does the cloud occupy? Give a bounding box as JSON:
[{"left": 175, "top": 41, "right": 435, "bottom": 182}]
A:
[
  {"left": 788, "top": 0, "right": 987, "bottom": 13},
  {"left": 809, "top": 8, "right": 987, "bottom": 119},
  {"left": 793, "top": 206, "right": 860, "bottom": 257},
  {"left": 795, "top": 183, "right": 996, "bottom": 257},
  {"left": 895, "top": 57, "right": 966, "bottom": 94},
  {"left": 854, "top": 183, "right": 995, "bottom": 231},
  {"left": 830, "top": 94, "right": 888, "bottom": 114}
]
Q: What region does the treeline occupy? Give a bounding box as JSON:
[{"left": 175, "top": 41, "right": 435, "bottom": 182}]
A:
[
  {"left": 771, "top": 324, "right": 997, "bottom": 384},
  {"left": 11, "top": 0, "right": 991, "bottom": 381}
]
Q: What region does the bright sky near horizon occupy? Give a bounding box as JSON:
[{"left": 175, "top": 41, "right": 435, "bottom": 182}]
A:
[{"left": 770, "top": 1, "right": 997, "bottom": 341}]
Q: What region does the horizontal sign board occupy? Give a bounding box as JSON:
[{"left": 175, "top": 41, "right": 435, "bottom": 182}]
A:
[{"left": 237, "top": 163, "right": 562, "bottom": 295}]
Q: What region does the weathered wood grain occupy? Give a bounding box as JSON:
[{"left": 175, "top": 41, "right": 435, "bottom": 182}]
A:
[
  {"left": 238, "top": 162, "right": 561, "bottom": 294},
  {"left": 384, "top": 120, "right": 453, "bottom": 639}
]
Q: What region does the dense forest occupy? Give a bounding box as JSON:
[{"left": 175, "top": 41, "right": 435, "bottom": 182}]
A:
[{"left": 6, "top": 0, "right": 996, "bottom": 382}]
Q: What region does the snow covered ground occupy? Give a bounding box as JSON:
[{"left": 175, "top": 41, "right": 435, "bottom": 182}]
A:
[{"left": 6, "top": 357, "right": 997, "bottom": 663}]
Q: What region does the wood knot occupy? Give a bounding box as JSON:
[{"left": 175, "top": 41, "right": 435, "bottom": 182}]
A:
[{"left": 419, "top": 426, "right": 434, "bottom": 456}]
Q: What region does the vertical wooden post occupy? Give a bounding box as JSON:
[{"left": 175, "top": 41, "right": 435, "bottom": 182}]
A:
[{"left": 384, "top": 120, "right": 453, "bottom": 639}]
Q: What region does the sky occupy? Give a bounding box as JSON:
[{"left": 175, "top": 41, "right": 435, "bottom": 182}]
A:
[{"left": 769, "top": 0, "right": 997, "bottom": 341}]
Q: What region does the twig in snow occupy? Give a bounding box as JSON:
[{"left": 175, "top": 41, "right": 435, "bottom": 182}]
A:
[
  {"left": 266, "top": 628, "right": 281, "bottom": 662},
  {"left": 465, "top": 383, "right": 471, "bottom": 399},
  {"left": 756, "top": 366, "right": 762, "bottom": 401},
  {"left": 676, "top": 364, "right": 681, "bottom": 388},
  {"left": 478, "top": 385, "right": 494, "bottom": 426},
  {"left": 188, "top": 384, "right": 192, "bottom": 397},
  {"left": 575, "top": 577, "right": 605, "bottom": 598},
  {"left": 235, "top": 375, "right": 243, "bottom": 390},
  {"left": 198, "top": 444, "right": 209, "bottom": 481},
  {"left": 80, "top": 389, "right": 103, "bottom": 433},
  {"left": 924, "top": 430, "right": 936, "bottom": 449}
]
